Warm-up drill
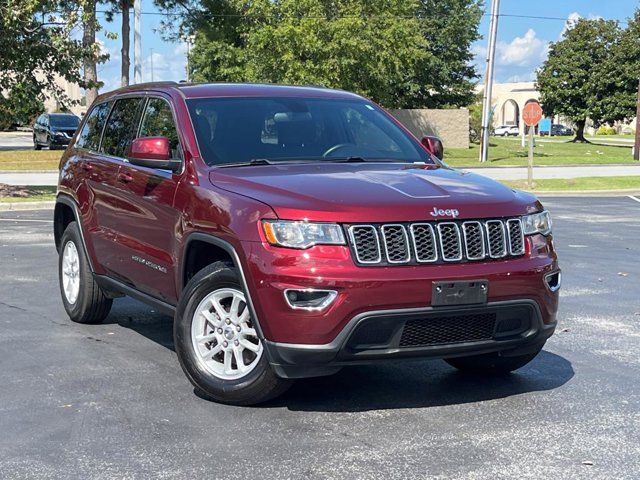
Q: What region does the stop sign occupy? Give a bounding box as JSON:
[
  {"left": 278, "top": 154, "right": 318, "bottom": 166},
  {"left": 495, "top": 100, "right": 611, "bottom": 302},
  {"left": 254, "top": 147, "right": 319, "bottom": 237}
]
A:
[{"left": 523, "top": 101, "right": 543, "bottom": 127}]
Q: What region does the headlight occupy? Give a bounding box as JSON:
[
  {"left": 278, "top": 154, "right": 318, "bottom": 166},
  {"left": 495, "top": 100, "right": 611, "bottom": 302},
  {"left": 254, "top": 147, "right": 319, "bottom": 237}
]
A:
[
  {"left": 522, "top": 211, "right": 552, "bottom": 236},
  {"left": 262, "top": 220, "right": 345, "bottom": 249}
]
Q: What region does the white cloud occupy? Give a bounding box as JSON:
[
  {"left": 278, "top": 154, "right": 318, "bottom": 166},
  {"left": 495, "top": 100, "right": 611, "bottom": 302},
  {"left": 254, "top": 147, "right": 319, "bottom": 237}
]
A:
[
  {"left": 506, "top": 72, "right": 537, "bottom": 83},
  {"left": 141, "top": 42, "right": 188, "bottom": 83},
  {"left": 560, "top": 12, "right": 582, "bottom": 38},
  {"left": 473, "top": 28, "right": 549, "bottom": 72},
  {"left": 497, "top": 29, "right": 548, "bottom": 67}
]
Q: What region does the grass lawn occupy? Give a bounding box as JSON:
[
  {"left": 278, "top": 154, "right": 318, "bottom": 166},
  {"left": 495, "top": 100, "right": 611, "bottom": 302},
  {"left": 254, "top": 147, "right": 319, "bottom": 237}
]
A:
[
  {"left": 0, "top": 185, "right": 56, "bottom": 203},
  {"left": 0, "top": 150, "right": 61, "bottom": 171},
  {"left": 446, "top": 137, "right": 636, "bottom": 168},
  {"left": 503, "top": 176, "right": 640, "bottom": 192}
]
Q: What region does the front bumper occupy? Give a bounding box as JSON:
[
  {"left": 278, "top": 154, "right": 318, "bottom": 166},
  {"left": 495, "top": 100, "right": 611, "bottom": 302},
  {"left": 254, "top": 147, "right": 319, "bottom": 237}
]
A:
[
  {"left": 264, "top": 299, "right": 556, "bottom": 378},
  {"left": 241, "top": 234, "right": 559, "bottom": 378}
]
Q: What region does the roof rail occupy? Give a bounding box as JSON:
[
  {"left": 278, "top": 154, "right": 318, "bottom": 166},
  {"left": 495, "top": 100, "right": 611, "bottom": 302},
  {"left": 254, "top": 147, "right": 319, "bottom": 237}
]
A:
[{"left": 122, "top": 81, "right": 179, "bottom": 89}]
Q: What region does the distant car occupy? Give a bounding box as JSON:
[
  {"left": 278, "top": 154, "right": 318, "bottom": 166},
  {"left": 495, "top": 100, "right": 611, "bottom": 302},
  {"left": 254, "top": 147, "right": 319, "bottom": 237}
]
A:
[
  {"left": 494, "top": 125, "right": 519, "bottom": 137},
  {"left": 33, "top": 113, "right": 81, "bottom": 150},
  {"left": 541, "top": 124, "right": 573, "bottom": 136},
  {"left": 551, "top": 124, "right": 573, "bottom": 136}
]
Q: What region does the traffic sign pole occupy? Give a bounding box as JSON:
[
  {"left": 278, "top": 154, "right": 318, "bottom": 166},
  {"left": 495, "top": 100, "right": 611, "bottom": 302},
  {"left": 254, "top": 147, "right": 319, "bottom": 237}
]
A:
[
  {"left": 528, "top": 126, "right": 534, "bottom": 188},
  {"left": 522, "top": 101, "right": 543, "bottom": 189}
]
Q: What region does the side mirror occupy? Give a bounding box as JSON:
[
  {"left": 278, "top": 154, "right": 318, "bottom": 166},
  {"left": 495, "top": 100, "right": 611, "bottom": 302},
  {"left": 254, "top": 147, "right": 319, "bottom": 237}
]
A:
[
  {"left": 127, "top": 137, "right": 181, "bottom": 171},
  {"left": 421, "top": 136, "right": 444, "bottom": 161}
]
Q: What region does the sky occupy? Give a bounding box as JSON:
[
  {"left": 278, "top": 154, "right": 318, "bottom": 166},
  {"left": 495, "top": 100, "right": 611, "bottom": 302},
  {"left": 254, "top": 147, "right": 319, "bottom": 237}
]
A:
[{"left": 94, "top": 0, "right": 640, "bottom": 93}]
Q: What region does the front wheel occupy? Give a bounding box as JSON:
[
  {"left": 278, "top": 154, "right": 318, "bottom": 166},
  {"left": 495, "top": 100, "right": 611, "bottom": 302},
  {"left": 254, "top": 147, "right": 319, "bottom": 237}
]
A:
[
  {"left": 444, "top": 344, "right": 544, "bottom": 374},
  {"left": 174, "top": 262, "right": 291, "bottom": 405}
]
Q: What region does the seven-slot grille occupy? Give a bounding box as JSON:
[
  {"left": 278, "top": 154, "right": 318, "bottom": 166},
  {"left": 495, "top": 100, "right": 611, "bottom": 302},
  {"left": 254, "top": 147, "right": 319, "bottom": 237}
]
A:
[{"left": 348, "top": 218, "right": 525, "bottom": 266}]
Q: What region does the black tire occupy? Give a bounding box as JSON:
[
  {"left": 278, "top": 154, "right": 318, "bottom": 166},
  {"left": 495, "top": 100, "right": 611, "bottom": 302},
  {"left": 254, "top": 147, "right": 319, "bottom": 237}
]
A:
[
  {"left": 58, "top": 222, "right": 112, "bottom": 324},
  {"left": 445, "top": 344, "right": 544, "bottom": 374},
  {"left": 34, "top": 136, "right": 42, "bottom": 150},
  {"left": 174, "top": 261, "right": 291, "bottom": 406}
]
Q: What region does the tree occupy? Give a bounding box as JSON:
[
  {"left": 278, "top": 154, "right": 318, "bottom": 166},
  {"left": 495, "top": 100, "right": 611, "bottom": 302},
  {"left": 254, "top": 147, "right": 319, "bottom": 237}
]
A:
[
  {"left": 591, "top": 9, "right": 640, "bottom": 126},
  {"left": 182, "top": 0, "right": 481, "bottom": 109},
  {"left": 536, "top": 18, "right": 621, "bottom": 142},
  {"left": 0, "top": 1, "right": 91, "bottom": 106},
  {"left": 81, "top": 0, "right": 101, "bottom": 104},
  {"left": 0, "top": 83, "right": 45, "bottom": 130},
  {"left": 104, "top": 0, "right": 132, "bottom": 87}
]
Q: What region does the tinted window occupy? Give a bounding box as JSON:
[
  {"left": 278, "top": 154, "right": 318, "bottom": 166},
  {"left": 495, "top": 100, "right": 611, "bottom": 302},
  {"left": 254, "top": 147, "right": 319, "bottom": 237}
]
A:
[
  {"left": 101, "top": 97, "right": 145, "bottom": 158},
  {"left": 139, "top": 98, "right": 181, "bottom": 160},
  {"left": 50, "top": 114, "right": 80, "bottom": 128},
  {"left": 75, "top": 102, "right": 111, "bottom": 151},
  {"left": 186, "top": 97, "right": 431, "bottom": 166}
]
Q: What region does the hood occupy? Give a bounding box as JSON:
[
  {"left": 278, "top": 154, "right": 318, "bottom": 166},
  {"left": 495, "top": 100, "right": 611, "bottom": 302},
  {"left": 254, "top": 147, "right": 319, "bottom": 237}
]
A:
[{"left": 209, "top": 163, "right": 541, "bottom": 223}]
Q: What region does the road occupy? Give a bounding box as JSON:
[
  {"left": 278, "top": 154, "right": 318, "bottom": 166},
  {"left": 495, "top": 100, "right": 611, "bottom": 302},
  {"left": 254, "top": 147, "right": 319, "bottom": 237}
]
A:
[
  {"left": 2, "top": 164, "right": 640, "bottom": 187},
  {"left": 0, "top": 197, "right": 639, "bottom": 479},
  {"left": 0, "top": 131, "right": 32, "bottom": 151}
]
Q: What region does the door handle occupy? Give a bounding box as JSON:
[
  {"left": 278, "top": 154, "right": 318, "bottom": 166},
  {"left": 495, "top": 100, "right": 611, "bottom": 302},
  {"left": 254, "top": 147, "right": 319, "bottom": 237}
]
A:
[{"left": 117, "top": 172, "right": 133, "bottom": 183}]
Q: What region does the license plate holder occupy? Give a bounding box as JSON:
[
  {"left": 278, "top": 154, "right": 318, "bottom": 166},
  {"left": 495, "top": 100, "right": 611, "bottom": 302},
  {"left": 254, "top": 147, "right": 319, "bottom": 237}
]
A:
[{"left": 432, "top": 280, "right": 488, "bottom": 307}]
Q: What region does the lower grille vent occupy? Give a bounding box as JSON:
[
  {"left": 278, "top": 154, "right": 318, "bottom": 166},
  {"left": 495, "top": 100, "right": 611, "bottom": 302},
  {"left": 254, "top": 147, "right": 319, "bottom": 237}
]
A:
[{"left": 399, "top": 313, "right": 497, "bottom": 347}]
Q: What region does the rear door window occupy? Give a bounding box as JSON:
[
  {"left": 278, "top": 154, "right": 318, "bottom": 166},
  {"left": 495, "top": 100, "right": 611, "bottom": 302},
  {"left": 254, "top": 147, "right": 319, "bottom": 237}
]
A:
[
  {"left": 75, "top": 102, "right": 111, "bottom": 151},
  {"left": 101, "top": 97, "right": 145, "bottom": 158},
  {"left": 138, "top": 98, "right": 182, "bottom": 160}
]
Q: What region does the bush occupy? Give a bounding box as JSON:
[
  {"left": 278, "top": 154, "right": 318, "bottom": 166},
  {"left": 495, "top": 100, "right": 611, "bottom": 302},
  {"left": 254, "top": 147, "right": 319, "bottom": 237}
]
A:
[{"left": 596, "top": 125, "right": 617, "bottom": 135}]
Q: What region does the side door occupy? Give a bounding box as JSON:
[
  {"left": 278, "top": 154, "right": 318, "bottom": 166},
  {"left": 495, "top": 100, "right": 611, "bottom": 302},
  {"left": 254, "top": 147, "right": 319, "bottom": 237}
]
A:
[
  {"left": 39, "top": 115, "right": 49, "bottom": 144},
  {"left": 70, "top": 100, "right": 125, "bottom": 274},
  {"left": 33, "top": 115, "right": 44, "bottom": 143},
  {"left": 107, "top": 95, "right": 183, "bottom": 303}
]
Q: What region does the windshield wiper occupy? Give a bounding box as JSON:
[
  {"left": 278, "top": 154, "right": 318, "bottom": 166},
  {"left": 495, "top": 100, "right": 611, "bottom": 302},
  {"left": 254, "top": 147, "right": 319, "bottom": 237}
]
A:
[
  {"left": 324, "top": 156, "right": 369, "bottom": 163},
  {"left": 217, "top": 158, "right": 323, "bottom": 168}
]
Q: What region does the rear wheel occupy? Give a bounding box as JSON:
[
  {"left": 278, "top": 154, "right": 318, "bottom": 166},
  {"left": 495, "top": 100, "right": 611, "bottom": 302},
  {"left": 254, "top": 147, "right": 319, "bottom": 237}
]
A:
[
  {"left": 174, "top": 262, "right": 291, "bottom": 405},
  {"left": 445, "top": 344, "right": 544, "bottom": 374},
  {"left": 58, "top": 222, "right": 112, "bottom": 324}
]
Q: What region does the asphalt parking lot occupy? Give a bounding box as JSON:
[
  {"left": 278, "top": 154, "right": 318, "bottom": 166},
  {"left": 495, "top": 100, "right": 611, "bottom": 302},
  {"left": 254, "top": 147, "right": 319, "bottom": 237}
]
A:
[{"left": 1, "top": 196, "right": 639, "bottom": 479}]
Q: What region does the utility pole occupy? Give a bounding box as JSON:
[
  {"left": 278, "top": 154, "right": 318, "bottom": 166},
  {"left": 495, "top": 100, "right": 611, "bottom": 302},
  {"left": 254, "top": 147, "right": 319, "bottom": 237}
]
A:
[
  {"left": 150, "top": 48, "right": 154, "bottom": 82},
  {"left": 479, "top": 0, "right": 500, "bottom": 163},
  {"left": 133, "top": 0, "right": 142, "bottom": 84},
  {"left": 634, "top": 78, "right": 640, "bottom": 161}
]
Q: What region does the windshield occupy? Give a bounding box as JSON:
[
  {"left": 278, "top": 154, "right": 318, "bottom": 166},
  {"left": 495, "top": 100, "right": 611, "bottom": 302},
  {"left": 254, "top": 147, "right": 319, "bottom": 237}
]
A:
[
  {"left": 50, "top": 114, "right": 80, "bottom": 128},
  {"left": 186, "top": 97, "right": 433, "bottom": 166}
]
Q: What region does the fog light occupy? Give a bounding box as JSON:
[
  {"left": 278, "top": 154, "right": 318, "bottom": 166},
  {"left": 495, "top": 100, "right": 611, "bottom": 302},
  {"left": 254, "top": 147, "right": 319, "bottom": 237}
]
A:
[
  {"left": 545, "top": 271, "right": 562, "bottom": 292},
  {"left": 284, "top": 289, "right": 337, "bottom": 311}
]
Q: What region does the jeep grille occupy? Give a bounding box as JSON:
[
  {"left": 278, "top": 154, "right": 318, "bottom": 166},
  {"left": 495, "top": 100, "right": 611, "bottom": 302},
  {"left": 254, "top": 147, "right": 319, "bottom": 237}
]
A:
[{"left": 347, "top": 218, "right": 525, "bottom": 266}]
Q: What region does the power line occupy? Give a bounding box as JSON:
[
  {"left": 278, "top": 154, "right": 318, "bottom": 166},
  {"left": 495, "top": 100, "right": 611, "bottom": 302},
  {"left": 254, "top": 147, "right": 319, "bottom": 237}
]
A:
[{"left": 91, "top": 9, "right": 628, "bottom": 25}]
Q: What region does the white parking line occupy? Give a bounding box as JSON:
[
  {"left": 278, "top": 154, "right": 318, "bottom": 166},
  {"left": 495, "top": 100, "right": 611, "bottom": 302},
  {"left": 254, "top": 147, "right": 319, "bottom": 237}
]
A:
[
  {"left": 628, "top": 195, "right": 640, "bottom": 204},
  {"left": 0, "top": 218, "right": 53, "bottom": 223}
]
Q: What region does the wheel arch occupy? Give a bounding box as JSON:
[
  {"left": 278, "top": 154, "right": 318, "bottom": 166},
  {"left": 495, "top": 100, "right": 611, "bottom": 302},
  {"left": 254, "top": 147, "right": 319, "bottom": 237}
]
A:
[
  {"left": 54, "top": 194, "right": 95, "bottom": 272},
  {"left": 179, "top": 232, "right": 266, "bottom": 341}
]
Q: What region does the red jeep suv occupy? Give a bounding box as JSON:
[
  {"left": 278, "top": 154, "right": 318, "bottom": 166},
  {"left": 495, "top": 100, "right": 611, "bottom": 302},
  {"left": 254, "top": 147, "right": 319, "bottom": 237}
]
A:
[{"left": 55, "top": 83, "right": 560, "bottom": 405}]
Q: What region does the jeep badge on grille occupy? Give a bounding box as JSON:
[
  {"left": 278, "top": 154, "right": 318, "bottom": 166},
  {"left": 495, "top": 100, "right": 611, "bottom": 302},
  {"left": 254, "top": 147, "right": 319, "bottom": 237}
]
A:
[{"left": 430, "top": 207, "right": 459, "bottom": 218}]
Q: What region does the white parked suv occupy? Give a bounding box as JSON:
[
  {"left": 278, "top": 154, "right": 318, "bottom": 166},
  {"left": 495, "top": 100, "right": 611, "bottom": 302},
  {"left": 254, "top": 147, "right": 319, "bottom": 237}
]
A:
[{"left": 494, "top": 125, "right": 520, "bottom": 137}]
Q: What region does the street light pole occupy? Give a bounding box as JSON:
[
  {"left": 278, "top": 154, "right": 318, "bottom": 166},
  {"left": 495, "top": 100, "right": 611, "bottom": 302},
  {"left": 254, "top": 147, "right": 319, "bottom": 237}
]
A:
[
  {"left": 479, "top": 0, "right": 500, "bottom": 163},
  {"left": 150, "top": 48, "right": 154, "bottom": 82},
  {"left": 634, "top": 78, "right": 640, "bottom": 161},
  {"left": 133, "top": 0, "right": 142, "bottom": 84}
]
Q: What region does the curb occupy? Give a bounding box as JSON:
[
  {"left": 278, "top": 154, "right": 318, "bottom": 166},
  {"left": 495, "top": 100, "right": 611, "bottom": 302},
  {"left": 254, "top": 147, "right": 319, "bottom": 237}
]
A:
[
  {"left": 0, "top": 201, "right": 55, "bottom": 211},
  {"left": 520, "top": 189, "right": 640, "bottom": 197},
  {"left": 460, "top": 163, "right": 640, "bottom": 169},
  {"left": 0, "top": 170, "right": 58, "bottom": 174}
]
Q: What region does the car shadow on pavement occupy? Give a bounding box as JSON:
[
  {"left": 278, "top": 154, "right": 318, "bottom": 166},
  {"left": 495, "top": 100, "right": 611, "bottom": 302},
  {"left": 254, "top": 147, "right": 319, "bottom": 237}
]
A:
[
  {"left": 266, "top": 351, "right": 574, "bottom": 412},
  {"left": 106, "top": 300, "right": 574, "bottom": 412}
]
